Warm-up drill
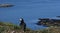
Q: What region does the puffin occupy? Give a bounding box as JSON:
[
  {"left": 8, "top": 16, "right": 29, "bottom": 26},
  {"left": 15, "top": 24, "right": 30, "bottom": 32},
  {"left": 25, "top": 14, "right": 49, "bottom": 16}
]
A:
[{"left": 19, "top": 18, "right": 26, "bottom": 32}]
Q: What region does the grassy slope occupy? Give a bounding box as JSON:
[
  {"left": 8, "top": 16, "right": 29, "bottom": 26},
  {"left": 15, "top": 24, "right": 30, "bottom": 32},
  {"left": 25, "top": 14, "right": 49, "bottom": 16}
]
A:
[{"left": 0, "top": 22, "right": 60, "bottom": 33}]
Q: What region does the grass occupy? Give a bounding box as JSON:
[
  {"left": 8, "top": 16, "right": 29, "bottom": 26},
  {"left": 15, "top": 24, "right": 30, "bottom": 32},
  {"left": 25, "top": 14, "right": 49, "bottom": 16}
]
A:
[{"left": 0, "top": 22, "right": 60, "bottom": 33}]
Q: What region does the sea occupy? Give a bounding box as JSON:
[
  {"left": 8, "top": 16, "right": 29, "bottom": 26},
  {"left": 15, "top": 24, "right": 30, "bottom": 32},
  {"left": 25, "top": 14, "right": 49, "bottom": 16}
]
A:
[{"left": 0, "top": 0, "right": 60, "bottom": 30}]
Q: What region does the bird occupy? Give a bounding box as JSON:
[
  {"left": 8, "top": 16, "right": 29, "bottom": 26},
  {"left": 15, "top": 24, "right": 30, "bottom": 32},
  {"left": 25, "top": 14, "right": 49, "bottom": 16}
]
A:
[{"left": 19, "top": 18, "right": 26, "bottom": 32}]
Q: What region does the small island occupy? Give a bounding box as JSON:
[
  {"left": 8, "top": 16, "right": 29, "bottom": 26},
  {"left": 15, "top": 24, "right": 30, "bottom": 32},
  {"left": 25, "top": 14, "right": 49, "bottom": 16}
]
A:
[{"left": 36, "top": 18, "right": 60, "bottom": 27}]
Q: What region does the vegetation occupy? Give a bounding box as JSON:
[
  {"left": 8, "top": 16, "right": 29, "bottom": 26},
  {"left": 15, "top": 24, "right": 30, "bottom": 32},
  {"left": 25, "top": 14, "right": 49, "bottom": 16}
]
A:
[{"left": 0, "top": 22, "right": 60, "bottom": 33}]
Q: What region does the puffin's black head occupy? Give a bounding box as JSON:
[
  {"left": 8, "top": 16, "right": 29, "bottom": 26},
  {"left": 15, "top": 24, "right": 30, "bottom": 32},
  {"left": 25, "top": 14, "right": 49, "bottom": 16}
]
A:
[{"left": 19, "top": 18, "right": 24, "bottom": 23}]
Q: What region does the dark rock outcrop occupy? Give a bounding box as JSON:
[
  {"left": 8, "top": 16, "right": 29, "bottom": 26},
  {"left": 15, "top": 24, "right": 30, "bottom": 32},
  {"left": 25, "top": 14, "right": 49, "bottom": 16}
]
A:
[{"left": 36, "top": 18, "right": 60, "bottom": 27}]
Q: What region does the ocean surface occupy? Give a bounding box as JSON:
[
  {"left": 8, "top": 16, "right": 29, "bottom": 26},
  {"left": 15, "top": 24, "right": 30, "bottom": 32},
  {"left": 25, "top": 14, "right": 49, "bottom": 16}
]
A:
[{"left": 0, "top": 0, "right": 60, "bottom": 30}]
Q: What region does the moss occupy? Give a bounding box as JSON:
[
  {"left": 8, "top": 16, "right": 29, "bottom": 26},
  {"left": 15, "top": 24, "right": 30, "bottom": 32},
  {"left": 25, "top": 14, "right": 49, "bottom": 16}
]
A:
[{"left": 0, "top": 22, "right": 60, "bottom": 33}]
